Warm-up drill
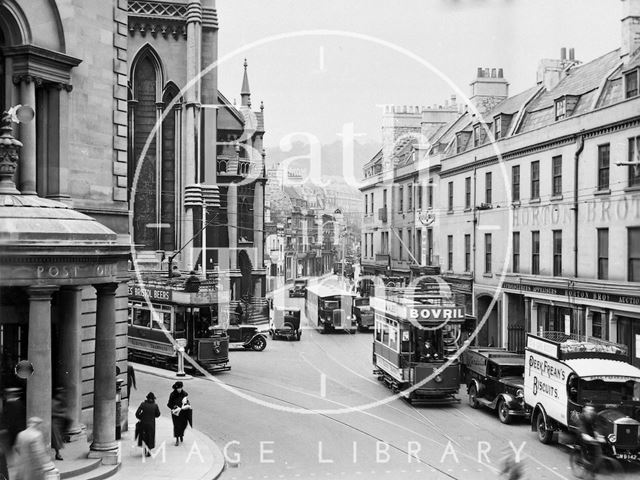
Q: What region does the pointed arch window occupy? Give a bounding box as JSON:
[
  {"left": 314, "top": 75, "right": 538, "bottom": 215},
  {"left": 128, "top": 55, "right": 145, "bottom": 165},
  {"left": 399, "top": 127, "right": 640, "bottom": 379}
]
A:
[{"left": 129, "top": 46, "right": 182, "bottom": 252}]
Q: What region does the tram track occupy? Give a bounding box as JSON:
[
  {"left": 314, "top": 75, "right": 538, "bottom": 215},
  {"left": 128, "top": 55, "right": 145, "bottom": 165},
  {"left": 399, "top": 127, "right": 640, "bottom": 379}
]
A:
[
  {"left": 202, "top": 373, "right": 465, "bottom": 479},
  {"left": 288, "top": 327, "right": 572, "bottom": 480}
]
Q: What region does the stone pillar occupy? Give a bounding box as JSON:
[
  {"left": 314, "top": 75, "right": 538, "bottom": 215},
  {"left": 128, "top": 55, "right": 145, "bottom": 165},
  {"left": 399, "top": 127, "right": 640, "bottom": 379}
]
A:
[
  {"left": 253, "top": 181, "right": 264, "bottom": 268},
  {"left": 228, "top": 184, "right": 238, "bottom": 269},
  {"left": 26, "top": 286, "right": 58, "bottom": 446},
  {"left": 58, "top": 286, "right": 84, "bottom": 440},
  {"left": 524, "top": 297, "right": 531, "bottom": 333},
  {"left": 18, "top": 76, "right": 37, "bottom": 195},
  {"left": 89, "top": 283, "right": 119, "bottom": 463},
  {"left": 531, "top": 301, "right": 539, "bottom": 336}
]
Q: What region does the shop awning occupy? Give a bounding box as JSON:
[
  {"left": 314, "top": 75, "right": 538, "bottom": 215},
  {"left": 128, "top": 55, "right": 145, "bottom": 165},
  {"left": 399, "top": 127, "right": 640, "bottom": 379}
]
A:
[{"left": 564, "top": 358, "right": 640, "bottom": 381}]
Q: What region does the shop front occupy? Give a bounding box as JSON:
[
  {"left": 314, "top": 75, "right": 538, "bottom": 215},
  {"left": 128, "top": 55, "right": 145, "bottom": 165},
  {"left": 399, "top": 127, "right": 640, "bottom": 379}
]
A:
[{"left": 501, "top": 278, "right": 640, "bottom": 367}]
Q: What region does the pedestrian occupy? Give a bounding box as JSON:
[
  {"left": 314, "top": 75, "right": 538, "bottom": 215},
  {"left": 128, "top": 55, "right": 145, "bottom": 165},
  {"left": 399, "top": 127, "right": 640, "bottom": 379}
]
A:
[
  {"left": 3, "top": 389, "right": 26, "bottom": 449},
  {"left": 167, "top": 382, "right": 191, "bottom": 446},
  {"left": 13, "top": 417, "right": 56, "bottom": 480},
  {"left": 127, "top": 365, "right": 137, "bottom": 398},
  {"left": 51, "top": 388, "right": 67, "bottom": 461},
  {"left": 135, "top": 392, "right": 160, "bottom": 457}
]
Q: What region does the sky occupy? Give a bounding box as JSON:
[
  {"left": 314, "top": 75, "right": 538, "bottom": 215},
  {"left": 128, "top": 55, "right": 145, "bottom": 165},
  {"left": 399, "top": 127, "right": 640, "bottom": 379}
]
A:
[{"left": 215, "top": 0, "right": 622, "bottom": 149}]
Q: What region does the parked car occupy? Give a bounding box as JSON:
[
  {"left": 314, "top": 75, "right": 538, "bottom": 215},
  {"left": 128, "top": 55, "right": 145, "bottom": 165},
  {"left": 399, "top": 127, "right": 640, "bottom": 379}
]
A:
[
  {"left": 462, "top": 347, "right": 530, "bottom": 424},
  {"left": 289, "top": 278, "right": 309, "bottom": 298}
]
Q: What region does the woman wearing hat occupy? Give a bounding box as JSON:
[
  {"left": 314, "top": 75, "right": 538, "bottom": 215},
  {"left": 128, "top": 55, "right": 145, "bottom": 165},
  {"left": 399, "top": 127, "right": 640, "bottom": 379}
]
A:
[
  {"left": 135, "top": 392, "right": 160, "bottom": 457},
  {"left": 167, "top": 382, "right": 191, "bottom": 446}
]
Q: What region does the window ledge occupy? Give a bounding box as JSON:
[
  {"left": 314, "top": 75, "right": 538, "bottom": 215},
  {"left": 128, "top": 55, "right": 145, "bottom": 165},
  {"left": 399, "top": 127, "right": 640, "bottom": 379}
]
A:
[
  {"left": 447, "top": 210, "right": 454, "bottom": 215},
  {"left": 550, "top": 195, "right": 563, "bottom": 202},
  {"left": 511, "top": 201, "right": 521, "bottom": 207},
  {"left": 624, "top": 186, "right": 640, "bottom": 194},
  {"left": 529, "top": 198, "right": 541, "bottom": 204},
  {"left": 464, "top": 207, "right": 472, "bottom": 212},
  {"left": 594, "top": 189, "right": 611, "bottom": 196},
  {"left": 483, "top": 273, "right": 493, "bottom": 278}
]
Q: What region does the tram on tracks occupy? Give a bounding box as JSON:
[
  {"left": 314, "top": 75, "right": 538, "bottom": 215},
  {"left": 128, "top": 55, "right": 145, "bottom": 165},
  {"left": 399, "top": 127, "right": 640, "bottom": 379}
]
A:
[
  {"left": 128, "top": 277, "right": 231, "bottom": 373},
  {"left": 305, "top": 283, "right": 356, "bottom": 333},
  {"left": 371, "top": 276, "right": 466, "bottom": 403}
]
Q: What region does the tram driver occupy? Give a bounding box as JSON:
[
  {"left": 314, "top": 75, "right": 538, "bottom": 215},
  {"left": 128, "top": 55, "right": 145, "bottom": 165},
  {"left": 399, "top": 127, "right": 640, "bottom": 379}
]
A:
[{"left": 420, "top": 339, "right": 438, "bottom": 361}]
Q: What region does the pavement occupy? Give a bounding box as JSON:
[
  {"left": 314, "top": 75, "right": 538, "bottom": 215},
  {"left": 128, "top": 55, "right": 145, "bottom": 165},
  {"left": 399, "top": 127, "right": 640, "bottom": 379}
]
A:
[{"left": 119, "top": 363, "right": 226, "bottom": 480}]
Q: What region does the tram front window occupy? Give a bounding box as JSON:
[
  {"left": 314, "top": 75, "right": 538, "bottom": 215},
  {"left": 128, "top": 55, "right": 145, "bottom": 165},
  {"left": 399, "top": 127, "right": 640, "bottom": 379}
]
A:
[
  {"left": 417, "top": 331, "right": 442, "bottom": 362},
  {"left": 174, "top": 308, "right": 186, "bottom": 339},
  {"left": 194, "top": 306, "right": 218, "bottom": 338}
]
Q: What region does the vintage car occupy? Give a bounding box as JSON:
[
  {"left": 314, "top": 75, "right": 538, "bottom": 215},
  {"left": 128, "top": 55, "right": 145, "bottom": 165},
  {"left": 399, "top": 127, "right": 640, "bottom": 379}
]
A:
[
  {"left": 463, "top": 347, "right": 530, "bottom": 424},
  {"left": 352, "top": 296, "right": 374, "bottom": 331},
  {"left": 269, "top": 306, "right": 302, "bottom": 341},
  {"left": 289, "top": 278, "right": 309, "bottom": 298}
]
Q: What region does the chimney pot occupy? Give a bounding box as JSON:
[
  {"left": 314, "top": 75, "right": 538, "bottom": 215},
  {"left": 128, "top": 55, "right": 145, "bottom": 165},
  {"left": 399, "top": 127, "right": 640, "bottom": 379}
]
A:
[
  {"left": 484, "top": 68, "right": 491, "bottom": 77},
  {"left": 491, "top": 68, "right": 497, "bottom": 78},
  {"left": 477, "top": 67, "right": 483, "bottom": 77},
  {"left": 569, "top": 48, "right": 575, "bottom": 61},
  {"left": 561, "top": 47, "right": 567, "bottom": 60},
  {"left": 498, "top": 68, "right": 504, "bottom": 78}
]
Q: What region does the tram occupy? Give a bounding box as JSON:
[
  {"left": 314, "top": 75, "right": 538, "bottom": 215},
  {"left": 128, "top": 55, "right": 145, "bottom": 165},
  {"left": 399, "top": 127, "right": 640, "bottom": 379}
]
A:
[
  {"left": 128, "top": 278, "right": 231, "bottom": 373},
  {"left": 305, "top": 283, "right": 356, "bottom": 333},
  {"left": 371, "top": 276, "right": 465, "bottom": 403}
]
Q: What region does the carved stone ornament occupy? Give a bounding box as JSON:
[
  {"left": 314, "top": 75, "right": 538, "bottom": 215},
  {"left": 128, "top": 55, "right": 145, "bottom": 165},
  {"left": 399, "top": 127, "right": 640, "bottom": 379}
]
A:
[{"left": 0, "top": 112, "right": 22, "bottom": 194}]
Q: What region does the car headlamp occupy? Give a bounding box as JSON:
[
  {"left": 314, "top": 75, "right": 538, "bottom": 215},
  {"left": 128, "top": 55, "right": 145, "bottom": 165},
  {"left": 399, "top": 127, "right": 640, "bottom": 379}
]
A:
[
  {"left": 608, "top": 434, "right": 616, "bottom": 444},
  {"left": 435, "top": 375, "right": 443, "bottom": 383},
  {"left": 516, "top": 388, "right": 524, "bottom": 398}
]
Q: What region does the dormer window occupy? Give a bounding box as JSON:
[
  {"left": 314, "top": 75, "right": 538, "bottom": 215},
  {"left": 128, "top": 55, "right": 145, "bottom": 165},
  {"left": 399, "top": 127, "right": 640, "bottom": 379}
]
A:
[
  {"left": 555, "top": 98, "right": 566, "bottom": 120},
  {"left": 473, "top": 124, "right": 485, "bottom": 147},
  {"left": 494, "top": 116, "right": 502, "bottom": 138},
  {"left": 625, "top": 68, "right": 639, "bottom": 99}
]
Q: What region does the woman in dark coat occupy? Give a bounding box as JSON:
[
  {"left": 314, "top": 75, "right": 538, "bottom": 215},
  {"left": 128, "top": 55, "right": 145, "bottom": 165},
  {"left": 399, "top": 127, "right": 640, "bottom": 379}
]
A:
[
  {"left": 167, "top": 382, "right": 191, "bottom": 446},
  {"left": 51, "top": 388, "right": 67, "bottom": 460},
  {"left": 135, "top": 392, "right": 160, "bottom": 456}
]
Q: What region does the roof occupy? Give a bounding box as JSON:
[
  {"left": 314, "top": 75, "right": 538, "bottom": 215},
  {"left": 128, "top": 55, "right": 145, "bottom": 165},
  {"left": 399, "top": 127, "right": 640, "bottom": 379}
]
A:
[
  {"left": 487, "top": 85, "right": 540, "bottom": 118},
  {"left": 518, "top": 49, "right": 622, "bottom": 133},
  {"left": 564, "top": 358, "right": 640, "bottom": 381}
]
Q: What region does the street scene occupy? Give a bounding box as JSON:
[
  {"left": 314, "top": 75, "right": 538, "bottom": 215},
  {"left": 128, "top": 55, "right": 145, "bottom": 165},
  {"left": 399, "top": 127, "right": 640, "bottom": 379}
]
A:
[{"left": 2, "top": 0, "right": 640, "bottom": 480}]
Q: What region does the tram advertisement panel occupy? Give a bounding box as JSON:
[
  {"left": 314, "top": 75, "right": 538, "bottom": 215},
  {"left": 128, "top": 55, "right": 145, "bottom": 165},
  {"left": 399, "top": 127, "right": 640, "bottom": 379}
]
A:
[
  {"left": 371, "top": 297, "right": 465, "bottom": 322},
  {"left": 524, "top": 350, "right": 571, "bottom": 426}
]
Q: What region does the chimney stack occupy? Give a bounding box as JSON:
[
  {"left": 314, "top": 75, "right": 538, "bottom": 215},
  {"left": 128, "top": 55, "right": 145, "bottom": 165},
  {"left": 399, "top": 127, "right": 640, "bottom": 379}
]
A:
[
  {"left": 621, "top": 0, "right": 640, "bottom": 61},
  {"left": 469, "top": 67, "right": 509, "bottom": 114},
  {"left": 560, "top": 47, "right": 567, "bottom": 61},
  {"left": 569, "top": 47, "right": 575, "bottom": 61}
]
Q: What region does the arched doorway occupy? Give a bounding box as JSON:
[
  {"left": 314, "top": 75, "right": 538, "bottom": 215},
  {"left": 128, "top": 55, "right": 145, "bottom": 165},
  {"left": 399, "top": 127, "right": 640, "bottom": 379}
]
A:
[
  {"left": 238, "top": 250, "right": 253, "bottom": 298},
  {"left": 476, "top": 295, "right": 500, "bottom": 347}
]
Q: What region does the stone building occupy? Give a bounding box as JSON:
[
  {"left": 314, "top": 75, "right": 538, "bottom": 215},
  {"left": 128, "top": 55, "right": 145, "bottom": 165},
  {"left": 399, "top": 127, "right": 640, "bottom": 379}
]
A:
[
  {"left": 127, "top": 1, "right": 267, "bottom": 302},
  {"left": 361, "top": 0, "right": 640, "bottom": 365},
  {"left": 0, "top": 0, "right": 131, "bottom": 471}
]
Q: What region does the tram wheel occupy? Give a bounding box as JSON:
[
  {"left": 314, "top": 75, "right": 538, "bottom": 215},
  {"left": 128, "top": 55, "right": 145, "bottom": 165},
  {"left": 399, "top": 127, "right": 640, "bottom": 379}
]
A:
[{"left": 468, "top": 385, "right": 479, "bottom": 409}]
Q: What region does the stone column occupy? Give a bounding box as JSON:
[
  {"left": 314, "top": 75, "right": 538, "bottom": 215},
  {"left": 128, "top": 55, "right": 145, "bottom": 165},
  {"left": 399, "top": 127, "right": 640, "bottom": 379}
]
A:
[
  {"left": 89, "top": 283, "right": 119, "bottom": 463},
  {"left": 524, "top": 297, "right": 531, "bottom": 333},
  {"left": 18, "top": 76, "right": 37, "bottom": 195},
  {"left": 253, "top": 181, "right": 264, "bottom": 268},
  {"left": 26, "top": 285, "right": 58, "bottom": 446},
  {"left": 228, "top": 184, "right": 238, "bottom": 269},
  {"left": 58, "top": 286, "right": 84, "bottom": 440}
]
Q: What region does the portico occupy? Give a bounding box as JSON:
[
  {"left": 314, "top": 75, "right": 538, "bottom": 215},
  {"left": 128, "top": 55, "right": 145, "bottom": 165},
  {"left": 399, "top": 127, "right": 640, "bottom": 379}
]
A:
[{"left": 0, "top": 112, "right": 129, "bottom": 463}]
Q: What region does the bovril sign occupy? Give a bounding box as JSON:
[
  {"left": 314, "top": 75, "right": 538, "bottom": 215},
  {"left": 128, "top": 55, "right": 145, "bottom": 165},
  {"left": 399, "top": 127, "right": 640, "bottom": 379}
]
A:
[{"left": 408, "top": 306, "right": 465, "bottom": 320}]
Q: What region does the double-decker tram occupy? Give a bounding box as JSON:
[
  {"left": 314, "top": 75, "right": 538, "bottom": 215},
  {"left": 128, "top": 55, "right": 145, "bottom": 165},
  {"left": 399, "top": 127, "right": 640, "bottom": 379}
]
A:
[
  {"left": 128, "top": 277, "right": 231, "bottom": 373},
  {"left": 371, "top": 276, "right": 465, "bottom": 404},
  {"left": 305, "top": 283, "right": 356, "bottom": 333}
]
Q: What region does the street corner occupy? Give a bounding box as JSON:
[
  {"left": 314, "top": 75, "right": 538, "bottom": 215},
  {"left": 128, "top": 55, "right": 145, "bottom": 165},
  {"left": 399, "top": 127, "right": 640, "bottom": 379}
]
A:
[{"left": 131, "top": 361, "right": 195, "bottom": 381}]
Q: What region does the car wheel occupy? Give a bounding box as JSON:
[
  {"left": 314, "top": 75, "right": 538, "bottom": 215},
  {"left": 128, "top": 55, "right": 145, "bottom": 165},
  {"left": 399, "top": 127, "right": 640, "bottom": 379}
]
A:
[
  {"left": 497, "top": 399, "right": 512, "bottom": 424},
  {"left": 468, "top": 385, "right": 479, "bottom": 409},
  {"left": 536, "top": 413, "right": 553, "bottom": 444},
  {"left": 251, "top": 336, "right": 267, "bottom": 351}
]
